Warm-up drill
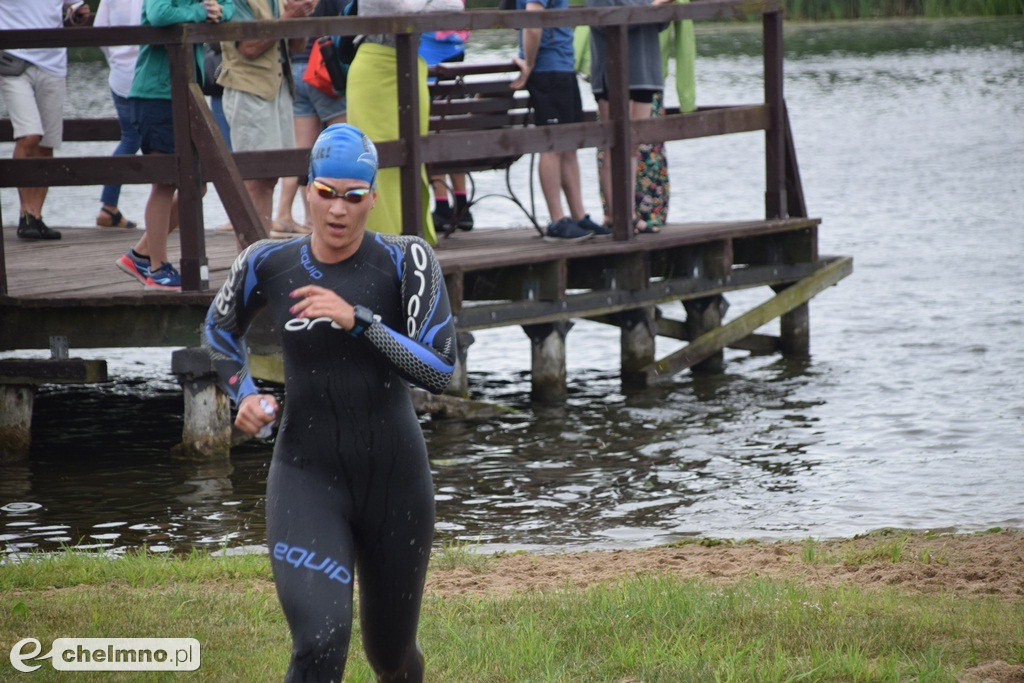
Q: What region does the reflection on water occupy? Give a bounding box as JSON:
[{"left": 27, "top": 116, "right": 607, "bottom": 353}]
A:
[{"left": 2, "top": 18, "right": 1023, "bottom": 554}]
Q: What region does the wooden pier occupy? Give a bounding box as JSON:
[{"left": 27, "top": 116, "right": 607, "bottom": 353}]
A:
[{"left": 0, "top": 0, "right": 853, "bottom": 458}]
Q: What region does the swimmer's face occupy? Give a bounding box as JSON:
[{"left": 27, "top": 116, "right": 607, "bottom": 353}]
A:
[{"left": 306, "top": 176, "right": 377, "bottom": 262}]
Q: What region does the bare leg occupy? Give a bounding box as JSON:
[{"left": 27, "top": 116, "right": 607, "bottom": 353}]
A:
[
  {"left": 135, "top": 182, "right": 176, "bottom": 267},
  {"left": 451, "top": 173, "right": 467, "bottom": 194},
  {"left": 276, "top": 114, "right": 321, "bottom": 228},
  {"left": 537, "top": 151, "right": 566, "bottom": 222},
  {"left": 430, "top": 176, "right": 449, "bottom": 202},
  {"left": 597, "top": 99, "right": 654, "bottom": 227},
  {"left": 560, "top": 149, "right": 585, "bottom": 221},
  {"left": 596, "top": 100, "right": 612, "bottom": 225},
  {"left": 246, "top": 178, "right": 278, "bottom": 232},
  {"left": 13, "top": 135, "right": 52, "bottom": 217}
]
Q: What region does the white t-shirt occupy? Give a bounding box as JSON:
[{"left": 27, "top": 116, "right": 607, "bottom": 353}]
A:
[
  {"left": 0, "top": 1, "right": 68, "bottom": 78},
  {"left": 94, "top": 0, "right": 144, "bottom": 97}
]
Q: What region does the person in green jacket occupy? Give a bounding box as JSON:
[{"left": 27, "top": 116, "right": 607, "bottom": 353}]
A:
[{"left": 115, "top": 0, "right": 234, "bottom": 291}]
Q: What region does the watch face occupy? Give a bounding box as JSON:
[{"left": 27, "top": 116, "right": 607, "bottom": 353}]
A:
[{"left": 353, "top": 306, "right": 375, "bottom": 331}]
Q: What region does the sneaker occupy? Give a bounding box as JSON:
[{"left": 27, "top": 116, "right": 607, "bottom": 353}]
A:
[
  {"left": 116, "top": 250, "right": 151, "bottom": 285},
  {"left": 456, "top": 206, "right": 474, "bottom": 231},
  {"left": 144, "top": 262, "right": 182, "bottom": 291},
  {"left": 577, "top": 214, "right": 611, "bottom": 236},
  {"left": 432, "top": 205, "right": 456, "bottom": 234},
  {"left": 17, "top": 213, "right": 61, "bottom": 240},
  {"left": 544, "top": 217, "right": 594, "bottom": 242}
]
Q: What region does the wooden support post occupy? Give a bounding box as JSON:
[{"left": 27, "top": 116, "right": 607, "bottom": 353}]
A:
[
  {"left": 763, "top": 9, "right": 786, "bottom": 220},
  {"left": 782, "top": 102, "right": 808, "bottom": 219},
  {"left": 0, "top": 386, "right": 33, "bottom": 463},
  {"left": 168, "top": 44, "right": 208, "bottom": 291},
  {"left": 187, "top": 84, "right": 266, "bottom": 248},
  {"left": 684, "top": 296, "right": 726, "bottom": 373},
  {"left": 523, "top": 321, "right": 572, "bottom": 403},
  {"left": 171, "top": 348, "right": 231, "bottom": 459},
  {"left": 447, "top": 331, "right": 475, "bottom": 398},
  {"left": 773, "top": 284, "right": 810, "bottom": 356},
  {"left": 396, "top": 32, "right": 424, "bottom": 238},
  {"left": 605, "top": 24, "right": 633, "bottom": 241},
  {"left": 0, "top": 352, "right": 109, "bottom": 460},
  {"left": 618, "top": 307, "right": 656, "bottom": 390},
  {"left": 640, "top": 256, "right": 852, "bottom": 385}
]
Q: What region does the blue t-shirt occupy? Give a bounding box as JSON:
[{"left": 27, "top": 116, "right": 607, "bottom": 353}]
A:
[
  {"left": 419, "top": 32, "right": 467, "bottom": 67},
  {"left": 517, "top": 0, "right": 574, "bottom": 73}
]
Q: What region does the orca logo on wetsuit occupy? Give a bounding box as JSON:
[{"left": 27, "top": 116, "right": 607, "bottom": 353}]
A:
[
  {"left": 284, "top": 316, "right": 342, "bottom": 332},
  {"left": 273, "top": 542, "right": 352, "bottom": 585},
  {"left": 407, "top": 242, "right": 429, "bottom": 338}
]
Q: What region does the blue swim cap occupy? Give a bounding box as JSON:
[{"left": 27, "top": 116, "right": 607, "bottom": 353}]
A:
[{"left": 308, "top": 123, "right": 378, "bottom": 188}]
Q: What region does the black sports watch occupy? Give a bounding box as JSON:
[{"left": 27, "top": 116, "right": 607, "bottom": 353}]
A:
[{"left": 350, "top": 305, "right": 375, "bottom": 337}]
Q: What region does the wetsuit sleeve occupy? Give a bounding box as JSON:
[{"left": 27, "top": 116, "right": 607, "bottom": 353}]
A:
[
  {"left": 201, "top": 241, "right": 269, "bottom": 404},
  {"left": 363, "top": 237, "right": 456, "bottom": 394}
]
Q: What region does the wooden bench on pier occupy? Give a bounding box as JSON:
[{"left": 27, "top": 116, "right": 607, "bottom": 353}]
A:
[{"left": 426, "top": 61, "right": 540, "bottom": 234}]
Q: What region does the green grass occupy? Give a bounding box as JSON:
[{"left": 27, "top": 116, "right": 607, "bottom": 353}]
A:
[
  {"left": 431, "top": 538, "right": 495, "bottom": 573},
  {"left": 2, "top": 548, "right": 1022, "bottom": 681}
]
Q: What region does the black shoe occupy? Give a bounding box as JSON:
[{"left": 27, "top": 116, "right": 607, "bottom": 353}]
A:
[
  {"left": 432, "top": 205, "right": 456, "bottom": 234},
  {"left": 17, "top": 213, "right": 61, "bottom": 240},
  {"left": 455, "top": 206, "right": 474, "bottom": 231}
]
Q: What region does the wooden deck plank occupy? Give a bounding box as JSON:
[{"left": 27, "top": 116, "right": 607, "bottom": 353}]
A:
[{"left": 2, "top": 217, "right": 820, "bottom": 303}]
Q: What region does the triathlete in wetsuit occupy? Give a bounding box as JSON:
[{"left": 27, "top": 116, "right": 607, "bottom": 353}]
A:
[{"left": 201, "top": 124, "right": 456, "bottom": 682}]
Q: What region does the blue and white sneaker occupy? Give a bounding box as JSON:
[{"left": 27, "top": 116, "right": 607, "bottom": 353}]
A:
[
  {"left": 144, "top": 262, "right": 182, "bottom": 291},
  {"left": 543, "top": 217, "right": 593, "bottom": 242},
  {"left": 577, "top": 214, "right": 611, "bottom": 236},
  {"left": 116, "top": 250, "right": 151, "bottom": 285}
]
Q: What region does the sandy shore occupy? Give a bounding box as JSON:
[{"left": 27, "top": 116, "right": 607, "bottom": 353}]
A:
[{"left": 428, "top": 529, "right": 1024, "bottom": 599}]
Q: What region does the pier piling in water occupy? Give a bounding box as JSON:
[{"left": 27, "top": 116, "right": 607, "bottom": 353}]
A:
[
  {"left": 0, "top": 386, "right": 33, "bottom": 463},
  {"left": 0, "top": 349, "right": 108, "bottom": 461},
  {"left": 618, "top": 307, "right": 657, "bottom": 390},
  {"left": 171, "top": 349, "right": 232, "bottom": 460},
  {"left": 524, "top": 322, "right": 572, "bottom": 403}
]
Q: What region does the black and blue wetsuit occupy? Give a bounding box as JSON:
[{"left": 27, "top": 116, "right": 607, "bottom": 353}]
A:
[{"left": 202, "top": 232, "right": 456, "bottom": 681}]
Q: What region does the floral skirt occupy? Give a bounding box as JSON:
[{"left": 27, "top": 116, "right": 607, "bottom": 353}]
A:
[{"left": 597, "top": 90, "right": 670, "bottom": 227}]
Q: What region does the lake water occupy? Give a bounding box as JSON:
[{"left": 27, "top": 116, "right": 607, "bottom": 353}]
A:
[{"left": 1, "top": 18, "right": 1022, "bottom": 555}]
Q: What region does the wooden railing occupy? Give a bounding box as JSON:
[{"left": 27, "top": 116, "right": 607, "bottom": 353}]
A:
[{"left": 0, "top": 0, "right": 792, "bottom": 293}]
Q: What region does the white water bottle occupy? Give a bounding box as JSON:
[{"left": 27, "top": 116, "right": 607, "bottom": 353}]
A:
[{"left": 257, "top": 398, "right": 277, "bottom": 438}]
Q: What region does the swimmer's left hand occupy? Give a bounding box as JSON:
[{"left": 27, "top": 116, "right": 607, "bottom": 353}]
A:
[{"left": 289, "top": 285, "right": 357, "bottom": 331}]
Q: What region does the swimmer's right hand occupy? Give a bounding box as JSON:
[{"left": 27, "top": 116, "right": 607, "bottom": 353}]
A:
[{"left": 236, "top": 393, "right": 278, "bottom": 437}]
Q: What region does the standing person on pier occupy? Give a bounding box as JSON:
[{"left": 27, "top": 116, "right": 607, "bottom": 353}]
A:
[
  {"left": 585, "top": 0, "right": 672, "bottom": 234},
  {"left": 509, "top": 0, "right": 608, "bottom": 242},
  {"left": 202, "top": 124, "right": 455, "bottom": 681},
  {"left": 272, "top": 0, "right": 348, "bottom": 238},
  {"left": 94, "top": 0, "right": 144, "bottom": 231},
  {"left": 0, "top": 0, "right": 93, "bottom": 241},
  {"left": 115, "top": 0, "right": 235, "bottom": 291},
  {"left": 346, "top": 0, "right": 465, "bottom": 245},
  {"left": 217, "top": 0, "right": 316, "bottom": 235},
  {"left": 420, "top": 10, "right": 474, "bottom": 233}
]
